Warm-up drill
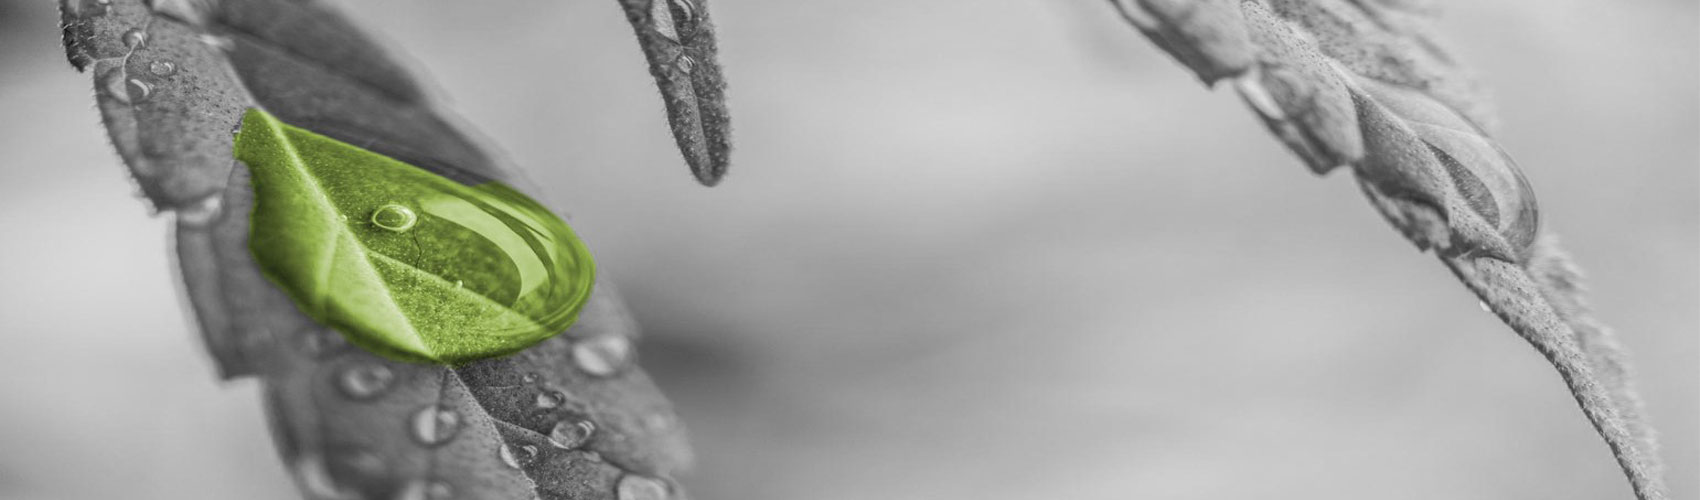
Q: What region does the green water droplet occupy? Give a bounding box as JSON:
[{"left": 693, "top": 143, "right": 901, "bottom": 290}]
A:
[
  {"left": 371, "top": 203, "right": 419, "bottom": 232},
  {"left": 235, "top": 109, "right": 596, "bottom": 365}
]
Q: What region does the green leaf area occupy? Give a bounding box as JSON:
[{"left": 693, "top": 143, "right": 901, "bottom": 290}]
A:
[{"left": 235, "top": 108, "right": 595, "bottom": 366}]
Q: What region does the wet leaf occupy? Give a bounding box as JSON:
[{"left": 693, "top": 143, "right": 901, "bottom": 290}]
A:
[
  {"left": 1107, "top": 1, "right": 1666, "bottom": 498},
  {"left": 61, "top": 0, "right": 692, "bottom": 498},
  {"left": 236, "top": 109, "right": 597, "bottom": 366},
  {"left": 616, "top": 0, "right": 733, "bottom": 186}
]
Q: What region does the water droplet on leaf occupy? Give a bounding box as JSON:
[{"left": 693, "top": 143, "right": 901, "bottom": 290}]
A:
[
  {"left": 409, "top": 405, "right": 462, "bottom": 446},
  {"left": 396, "top": 479, "right": 454, "bottom": 500},
  {"left": 498, "top": 443, "right": 538, "bottom": 469},
  {"left": 125, "top": 79, "right": 153, "bottom": 103},
  {"left": 199, "top": 34, "right": 234, "bottom": 51},
  {"left": 617, "top": 474, "right": 670, "bottom": 500},
  {"left": 121, "top": 28, "right": 148, "bottom": 49},
  {"left": 300, "top": 327, "right": 346, "bottom": 357},
  {"left": 521, "top": 372, "right": 540, "bottom": 384},
  {"left": 336, "top": 363, "right": 395, "bottom": 400},
  {"left": 293, "top": 455, "right": 358, "bottom": 499},
  {"left": 535, "top": 390, "right": 565, "bottom": 409},
  {"left": 177, "top": 195, "right": 222, "bottom": 226},
  {"left": 674, "top": 55, "right": 697, "bottom": 75},
  {"left": 371, "top": 203, "right": 419, "bottom": 232},
  {"left": 148, "top": 60, "right": 177, "bottom": 76},
  {"left": 547, "top": 418, "right": 595, "bottom": 449},
  {"left": 572, "top": 335, "right": 632, "bottom": 377}
]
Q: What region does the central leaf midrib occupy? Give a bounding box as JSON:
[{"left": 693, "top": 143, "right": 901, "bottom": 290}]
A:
[
  {"left": 366, "top": 251, "right": 548, "bottom": 335},
  {"left": 259, "top": 111, "right": 431, "bottom": 351}
]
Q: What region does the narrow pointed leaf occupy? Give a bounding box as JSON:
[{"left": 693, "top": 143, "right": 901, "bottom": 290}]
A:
[
  {"left": 616, "top": 0, "right": 733, "bottom": 185},
  {"left": 60, "top": 0, "right": 693, "bottom": 498},
  {"left": 1106, "top": 0, "right": 1666, "bottom": 497}
]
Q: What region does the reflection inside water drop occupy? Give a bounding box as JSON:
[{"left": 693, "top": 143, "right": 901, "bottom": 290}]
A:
[
  {"left": 547, "top": 418, "right": 595, "bottom": 450},
  {"left": 336, "top": 363, "right": 395, "bottom": 400},
  {"left": 409, "top": 405, "right": 462, "bottom": 446},
  {"left": 148, "top": 60, "right": 178, "bottom": 76},
  {"left": 616, "top": 474, "right": 670, "bottom": 500},
  {"left": 371, "top": 203, "right": 419, "bottom": 232},
  {"left": 498, "top": 443, "right": 538, "bottom": 469},
  {"left": 572, "top": 336, "right": 632, "bottom": 377}
]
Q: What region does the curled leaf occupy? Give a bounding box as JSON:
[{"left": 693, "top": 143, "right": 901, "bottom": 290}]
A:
[{"left": 1107, "top": 0, "right": 1666, "bottom": 497}]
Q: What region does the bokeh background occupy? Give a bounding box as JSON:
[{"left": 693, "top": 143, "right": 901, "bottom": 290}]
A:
[{"left": 0, "top": 0, "right": 1694, "bottom": 499}]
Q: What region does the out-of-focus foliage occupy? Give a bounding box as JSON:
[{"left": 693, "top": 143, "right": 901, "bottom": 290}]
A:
[{"left": 1106, "top": 0, "right": 1663, "bottom": 497}]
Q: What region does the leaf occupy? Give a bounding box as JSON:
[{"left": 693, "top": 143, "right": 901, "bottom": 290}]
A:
[
  {"left": 60, "top": 0, "right": 693, "bottom": 498},
  {"left": 616, "top": 0, "right": 733, "bottom": 186},
  {"left": 236, "top": 109, "right": 597, "bottom": 366},
  {"left": 1107, "top": 0, "right": 1666, "bottom": 498}
]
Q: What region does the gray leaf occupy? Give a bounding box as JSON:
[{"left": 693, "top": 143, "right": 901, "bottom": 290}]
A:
[{"left": 1107, "top": 0, "right": 1666, "bottom": 498}]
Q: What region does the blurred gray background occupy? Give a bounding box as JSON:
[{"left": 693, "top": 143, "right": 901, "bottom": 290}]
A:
[{"left": 0, "top": 0, "right": 1694, "bottom": 499}]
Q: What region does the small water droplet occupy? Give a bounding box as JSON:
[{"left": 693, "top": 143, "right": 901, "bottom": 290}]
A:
[
  {"left": 1477, "top": 301, "right": 1491, "bottom": 313},
  {"left": 148, "top": 60, "right": 177, "bottom": 76},
  {"left": 177, "top": 195, "right": 222, "bottom": 226},
  {"left": 521, "top": 372, "right": 540, "bottom": 384},
  {"left": 572, "top": 335, "right": 632, "bottom": 377},
  {"left": 454, "top": 280, "right": 463, "bottom": 289},
  {"left": 336, "top": 364, "right": 395, "bottom": 400},
  {"left": 125, "top": 79, "right": 153, "bottom": 103},
  {"left": 122, "top": 28, "right": 148, "bottom": 49},
  {"left": 409, "top": 405, "right": 462, "bottom": 447},
  {"left": 293, "top": 455, "right": 358, "bottom": 499},
  {"left": 199, "top": 33, "right": 234, "bottom": 51},
  {"left": 498, "top": 443, "right": 538, "bottom": 469},
  {"left": 371, "top": 203, "right": 419, "bottom": 232},
  {"left": 616, "top": 474, "right": 670, "bottom": 500},
  {"left": 396, "top": 479, "right": 454, "bottom": 500},
  {"left": 299, "top": 327, "right": 346, "bottom": 357},
  {"left": 674, "top": 55, "right": 696, "bottom": 75},
  {"left": 534, "top": 390, "right": 565, "bottom": 409},
  {"left": 547, "top": 419, "right": 595, "bottom": 450}
]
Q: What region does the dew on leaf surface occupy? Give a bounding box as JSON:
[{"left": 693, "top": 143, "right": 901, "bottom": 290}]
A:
[
  {"left": 572, "top": 336, "right": 631, "bottom": 377},
  {"left": 408, "top": 405, "right": 462, "bottom": 447},
  {"left": 547, "top": 418, "right": 596, "bottom": 450}
]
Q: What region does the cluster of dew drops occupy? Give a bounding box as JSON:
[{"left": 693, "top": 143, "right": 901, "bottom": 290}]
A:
[
  {"left": 83, "top": 0, "right": 230, "bottom": 106},
  {"left": 296, "top": 326, "right": 673, "bottom": 500}
]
